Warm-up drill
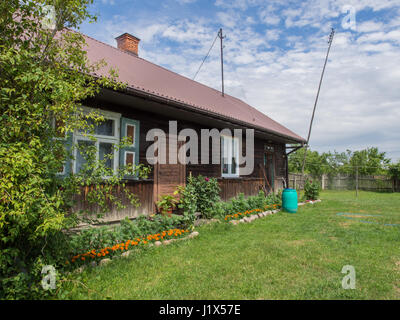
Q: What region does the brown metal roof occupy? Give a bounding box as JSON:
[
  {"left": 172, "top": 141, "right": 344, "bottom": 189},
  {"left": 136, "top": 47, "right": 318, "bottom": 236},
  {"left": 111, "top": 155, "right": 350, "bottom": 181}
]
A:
[{"left": 83, "top": 33, "right": 306, "bottom": 143}]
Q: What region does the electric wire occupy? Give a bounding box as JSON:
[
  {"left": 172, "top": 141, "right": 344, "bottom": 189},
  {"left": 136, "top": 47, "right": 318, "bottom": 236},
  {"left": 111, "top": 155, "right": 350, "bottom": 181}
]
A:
[{"left": 192, "top": 33, "right": 219, "bottom": 80}]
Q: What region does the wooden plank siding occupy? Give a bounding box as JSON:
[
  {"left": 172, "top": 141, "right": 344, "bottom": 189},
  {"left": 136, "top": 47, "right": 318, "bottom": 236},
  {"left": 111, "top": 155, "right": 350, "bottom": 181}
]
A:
[
  {"left": 73, "top": 179, "right": 154, "bottom": 223},
  {"left": 218, "top": 178, "right": 264, "bottom": 201}
]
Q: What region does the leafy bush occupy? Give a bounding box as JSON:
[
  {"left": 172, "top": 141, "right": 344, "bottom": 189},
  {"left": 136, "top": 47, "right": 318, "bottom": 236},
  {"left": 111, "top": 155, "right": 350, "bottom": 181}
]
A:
[
  {"left": 388, "top": 162, "right": 400, "bottom": 179},
  {"left": 231, "top": 193, "right": 251, "bottom": 213},
  {"left": 184, "top": 175, "right": 221, "bottom": 219},
  {"left": 304, "top": 179, "right": 320, "bottom": 200}
]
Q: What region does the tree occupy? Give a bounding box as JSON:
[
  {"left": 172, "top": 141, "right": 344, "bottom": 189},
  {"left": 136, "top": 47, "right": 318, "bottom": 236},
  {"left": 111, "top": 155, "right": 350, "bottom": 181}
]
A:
[
  {"left": 388, "top": 161, "right": 400, "bottom": 179},
  {"left": 0, "top": 0, "right": 149, "bottom": 298},
  {"left": 288, "top": 147, "right": 390, "bottom": 177},
  {"left": 348, "top": 147, "right": 390, "bottom": 175},
  {"left": 288, "top": 147, "right": 328, "bottom": 177}
]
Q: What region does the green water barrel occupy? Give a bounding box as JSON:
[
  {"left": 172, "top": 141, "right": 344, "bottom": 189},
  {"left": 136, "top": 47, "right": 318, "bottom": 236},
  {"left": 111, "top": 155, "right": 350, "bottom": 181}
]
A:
[{"left": 282, "top": 188, "right": 298, "bottom": 213}]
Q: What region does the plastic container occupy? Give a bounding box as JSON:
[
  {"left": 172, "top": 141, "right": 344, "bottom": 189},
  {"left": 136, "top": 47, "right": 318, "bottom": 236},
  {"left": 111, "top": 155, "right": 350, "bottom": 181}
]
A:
[{"left": 282, "top": 188, "right": 298, "bottom": 213}]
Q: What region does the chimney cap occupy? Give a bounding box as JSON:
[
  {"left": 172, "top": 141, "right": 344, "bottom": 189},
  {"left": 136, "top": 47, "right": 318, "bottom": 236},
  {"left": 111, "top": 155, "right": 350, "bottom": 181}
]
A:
[{"left": 115, "top": 33, "right": 141, "bottom": 42}]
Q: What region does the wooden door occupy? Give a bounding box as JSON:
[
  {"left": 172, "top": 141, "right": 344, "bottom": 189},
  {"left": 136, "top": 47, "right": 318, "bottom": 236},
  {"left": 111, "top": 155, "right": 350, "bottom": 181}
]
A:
[
  {"left": 264, "top": 152, "right": 275, "bottom": 193},
  {"left": 153, "top": 134, "right": 186, "bottom": 209}
]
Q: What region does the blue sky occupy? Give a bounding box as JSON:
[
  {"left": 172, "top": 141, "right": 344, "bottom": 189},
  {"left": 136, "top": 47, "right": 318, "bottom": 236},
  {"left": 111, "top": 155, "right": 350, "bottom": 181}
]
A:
[{"left": 79, "top": 0, "right": 400, "bottom": 162}]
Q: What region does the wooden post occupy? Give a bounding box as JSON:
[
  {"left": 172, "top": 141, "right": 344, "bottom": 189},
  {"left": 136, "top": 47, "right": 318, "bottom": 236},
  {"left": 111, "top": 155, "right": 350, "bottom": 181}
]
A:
[{"left": 356, "top": 166, "right": 359, "bottom": 198}]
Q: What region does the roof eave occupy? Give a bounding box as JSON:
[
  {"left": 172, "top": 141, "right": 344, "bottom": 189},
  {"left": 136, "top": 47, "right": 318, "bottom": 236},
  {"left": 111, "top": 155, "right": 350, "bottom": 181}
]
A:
[{"left": 121, "top": 85, "right": 306, "bottom": 145}]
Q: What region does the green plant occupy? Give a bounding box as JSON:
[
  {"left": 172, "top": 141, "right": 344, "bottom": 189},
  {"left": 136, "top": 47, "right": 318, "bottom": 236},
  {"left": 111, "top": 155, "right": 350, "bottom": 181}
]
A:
[
  {"left": 174, "top": 182, "right": 197, "bottom": 228},
  {"left": 156, "top": 195, "right": 178, "bottom": 216},
  {"left": 388, "top": 162, "right": 400, "bottom": 179},
  {"left": 231, "top": 193, "right": 250, "bottom": 213},
  {"left": 304, "top": 179, "right": 320, "bottom": 200},
  {"left": 189, "top": 175, "right": 221, "bottom": 218}
]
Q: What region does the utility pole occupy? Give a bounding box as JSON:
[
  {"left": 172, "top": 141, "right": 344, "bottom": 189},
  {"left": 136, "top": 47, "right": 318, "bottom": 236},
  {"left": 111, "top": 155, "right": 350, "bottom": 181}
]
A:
[
  {"left": 301, "top": 28, "right": 335, "bottom": 175},
  {"left": 218, "top": 28, "right": 225, "bottom": 97},
  {"left": 355, "top": 166, "right": 359, "bottom": 198}
]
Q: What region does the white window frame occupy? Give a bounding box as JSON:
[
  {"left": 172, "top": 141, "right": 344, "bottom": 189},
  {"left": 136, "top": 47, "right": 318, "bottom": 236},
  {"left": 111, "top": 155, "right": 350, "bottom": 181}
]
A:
[
  {"left": 73, "top": 107, "right": 121, "bottom": 176},
  {"left": 221, "top": 135, "right": 240, "bottom": 178}
]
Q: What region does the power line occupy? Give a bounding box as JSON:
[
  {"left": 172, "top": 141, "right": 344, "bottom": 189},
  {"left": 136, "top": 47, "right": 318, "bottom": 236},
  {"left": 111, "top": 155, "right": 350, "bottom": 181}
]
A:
[{"left": 192, "top": 32, "right": 219, "bottom": 81}]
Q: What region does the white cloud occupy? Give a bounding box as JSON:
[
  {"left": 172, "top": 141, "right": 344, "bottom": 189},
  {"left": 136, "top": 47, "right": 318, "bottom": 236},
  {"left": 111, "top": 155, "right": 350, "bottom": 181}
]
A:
[
  {"left": 176, "top": 0, "right": 197, "bottom": 4},
  {"left": 357, "top": 21, "right": 384, "bottom": 33}
]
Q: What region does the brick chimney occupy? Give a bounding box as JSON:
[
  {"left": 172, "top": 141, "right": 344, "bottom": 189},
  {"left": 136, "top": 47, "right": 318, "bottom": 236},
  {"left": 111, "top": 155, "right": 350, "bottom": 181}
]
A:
[{"left": 115, "top": 33, "right": 140, "bottom": 56}]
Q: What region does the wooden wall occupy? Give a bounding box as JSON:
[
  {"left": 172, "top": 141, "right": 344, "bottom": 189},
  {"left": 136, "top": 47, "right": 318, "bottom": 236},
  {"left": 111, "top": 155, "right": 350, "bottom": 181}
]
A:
[
  {"left": 218, "top": 177, "right": 264, "bottom": 201},
  {"left": 74, "top": 179, "right": 154, "bottom": 223}
]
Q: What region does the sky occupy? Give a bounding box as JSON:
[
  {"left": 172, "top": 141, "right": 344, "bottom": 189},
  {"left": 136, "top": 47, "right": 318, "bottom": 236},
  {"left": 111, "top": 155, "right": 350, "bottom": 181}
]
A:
[{"left": 79, "top": 0, "right": 400, "bottom": 162}]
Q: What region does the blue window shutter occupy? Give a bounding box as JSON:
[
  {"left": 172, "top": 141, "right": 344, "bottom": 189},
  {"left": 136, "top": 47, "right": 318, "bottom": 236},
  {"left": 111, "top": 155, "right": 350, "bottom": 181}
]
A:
[{"left": 119, "top": 117, "right": 140, "bottom": 179}]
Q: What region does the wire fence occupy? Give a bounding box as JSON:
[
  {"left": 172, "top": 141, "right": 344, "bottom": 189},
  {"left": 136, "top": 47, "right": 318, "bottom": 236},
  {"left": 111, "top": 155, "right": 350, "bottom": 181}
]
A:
[{"left": 289, "top": 173, "right": 400, "bottom": 193}]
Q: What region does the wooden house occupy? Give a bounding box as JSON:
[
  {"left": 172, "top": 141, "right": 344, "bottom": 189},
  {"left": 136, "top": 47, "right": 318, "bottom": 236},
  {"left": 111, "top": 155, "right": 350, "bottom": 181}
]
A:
[{"left": 71, "top": 32, "right": 305, "bottom": 222}]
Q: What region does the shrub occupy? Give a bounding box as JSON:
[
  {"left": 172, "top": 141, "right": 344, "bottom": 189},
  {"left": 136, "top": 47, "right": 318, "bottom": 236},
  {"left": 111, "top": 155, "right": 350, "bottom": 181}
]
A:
[
  {"left": 304, "top": 179, "right": 320, "bottom": 200},
  {"left": 185, "top": 175, "right": 221, "bottom": 218},
  {"left": 231, "top": 193, "right": 250, "bottom": 213}
]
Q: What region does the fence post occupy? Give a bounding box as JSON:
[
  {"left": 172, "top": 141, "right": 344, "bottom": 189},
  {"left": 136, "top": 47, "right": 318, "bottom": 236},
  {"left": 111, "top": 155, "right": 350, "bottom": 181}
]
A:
[{"left": 355, "top": 166, "right": 359, "bottom": 198}]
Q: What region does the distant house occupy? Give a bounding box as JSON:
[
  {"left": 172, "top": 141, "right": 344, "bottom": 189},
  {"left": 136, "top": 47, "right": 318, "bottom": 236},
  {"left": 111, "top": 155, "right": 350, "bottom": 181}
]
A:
[{"left": 70, "top": 32, "right": 305, "bottom": 221}]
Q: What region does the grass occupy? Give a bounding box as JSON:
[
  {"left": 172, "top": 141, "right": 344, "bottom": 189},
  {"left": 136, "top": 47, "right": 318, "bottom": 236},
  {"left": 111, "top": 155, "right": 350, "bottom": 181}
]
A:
[{"left": 64, "top": 190, "right": 400, "bottom": 300}]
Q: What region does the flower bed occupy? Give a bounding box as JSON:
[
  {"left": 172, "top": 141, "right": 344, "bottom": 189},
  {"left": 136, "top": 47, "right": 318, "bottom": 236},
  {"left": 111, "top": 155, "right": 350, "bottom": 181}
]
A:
[
  {"left": 68, "top": 228, "right": 189, "bottom": 266},
  {"left": 224, "top": 204, "right": 281, "bottom": 222}
]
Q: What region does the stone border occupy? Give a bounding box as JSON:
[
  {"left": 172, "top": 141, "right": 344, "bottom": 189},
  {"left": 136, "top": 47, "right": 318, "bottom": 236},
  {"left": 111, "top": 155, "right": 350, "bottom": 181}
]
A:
[
  {"left": 228, "top": 199, "right": 322, "bottom": 226},
  {"left": 228, "top": 209, "right": 280, "bottom": 225},
  {"left": 298, "top": 199, "right": 322, "bottom": 206},
  {"left": 73, "top": 231, "right": 200, "bottom": 273}
]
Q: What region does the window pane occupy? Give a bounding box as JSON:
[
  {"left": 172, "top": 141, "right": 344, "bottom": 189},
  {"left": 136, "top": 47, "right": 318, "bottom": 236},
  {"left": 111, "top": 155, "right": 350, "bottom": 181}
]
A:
[
  {"left": 76, "top": 140, "right": 95, "bottom": 174},
  {"left": 231, "top": 157, "right": 237, "bottom": 174},
  {"left": 222, "top": 157, "right": 229, "bottom": 174},
  {"left": 99, "top": 142, "right": 114, "bottom": 170},
  {"left": 78, "top": 118, "right": 115, "bottom": 137},
  {"left": 221, "top": 137, "right": 228, "bottom": 174},
  {"left": 126, "top": 125, "right": 135, "bottom": 145},
  {"left": 231, "top": 138, "right": 238, "bottom": 175},
  {"left": 96, "top": 119, "right": 114, "bottom": 136},
  {"left": 126, "top": 152, "right": 134, "bottom": 166}
]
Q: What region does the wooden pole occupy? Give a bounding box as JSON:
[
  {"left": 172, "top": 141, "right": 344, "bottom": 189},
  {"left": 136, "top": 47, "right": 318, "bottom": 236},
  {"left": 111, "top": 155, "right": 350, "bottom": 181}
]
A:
[
  {"left": 301, "top": 28, "right": 335, "bottom": 175},
  {"left": 218, "top": 28, "right": 225, "bottom": 97},
  {"left": 356, "top": 166, "right": 359, "bottom": 198}
]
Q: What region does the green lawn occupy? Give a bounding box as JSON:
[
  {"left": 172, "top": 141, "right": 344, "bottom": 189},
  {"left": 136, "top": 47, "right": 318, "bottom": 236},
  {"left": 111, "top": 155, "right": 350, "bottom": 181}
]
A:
[{"left": 64, "top": 190, "right": 400, "bottom": 300}]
